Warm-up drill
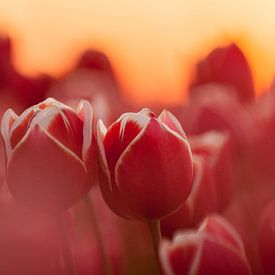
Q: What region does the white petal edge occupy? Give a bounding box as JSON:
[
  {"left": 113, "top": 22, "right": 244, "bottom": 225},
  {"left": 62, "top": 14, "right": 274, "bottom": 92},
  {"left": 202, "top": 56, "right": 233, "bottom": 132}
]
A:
[
  {"left": 119, "top": 111, "right": 151, "bottom": 141},
  {"left": 1, "top": 109, "right": 18, "bottom": 160},
  {"left": 97, "top": 119, "right": 112, "bottom": 191},
  {"left": 77, "top": 100, "right": 93, "bottom": 163},
  {"left": 199, "top": 215, "right": 246, "bottom": 257},
  {"left": 158, "top": 109, "right": 187, "bottom": 139}
]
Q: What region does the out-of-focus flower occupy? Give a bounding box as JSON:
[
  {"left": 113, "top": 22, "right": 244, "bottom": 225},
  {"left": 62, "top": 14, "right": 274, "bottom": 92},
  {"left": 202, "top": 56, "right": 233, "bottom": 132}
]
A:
[
  {"left": 77, "top": 49, "right": 117, "bottom": 84},
  {"left": 0, "top": 36, "right": 13, "bottom": 87},
  {"left": 189, "top": 131, "right": 235, "bottom": 211},
  {"left": 160, "top": 215, "right": 251, "bottom": 275},
  {"left": 47, "top": 49, "right": 130, "bottom": 126},
  {"left": 0, "top": 36, "right": 52, "bottom": 111},
  {"left": 97, "top": 109, "right": 193, "bottom": 220},
  {"left": 1, "top": 98, "right": 97, "bottom": 213},
  {"left": 182, "top": 84, "right": 253, "bottom": 152},
  {"left": 189, "top": 43, "right": 255, "bottom": 103},
  {"left": 161, "top": 155, "right": 217, "bottom": 237},
  {"left": 258, "top": 200, "right": 275, "bottom": 275}
]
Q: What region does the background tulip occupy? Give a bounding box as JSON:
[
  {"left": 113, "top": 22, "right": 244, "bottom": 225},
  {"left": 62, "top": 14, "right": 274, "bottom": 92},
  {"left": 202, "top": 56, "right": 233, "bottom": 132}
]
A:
[
  {"left": 97, "top": 108, "right": 193, "bottom": 220},
  {"left": 1, "top": 98, "right": 97, "bottom": 213},
  {"left": 189, "top": 43, "right": 255, "bottom": 103},
  {"left": 160, "top": 215, "right": 251, "bottom": 275},
  {"left": 161, "top": 155, "right": 217, "bottom": 237}
]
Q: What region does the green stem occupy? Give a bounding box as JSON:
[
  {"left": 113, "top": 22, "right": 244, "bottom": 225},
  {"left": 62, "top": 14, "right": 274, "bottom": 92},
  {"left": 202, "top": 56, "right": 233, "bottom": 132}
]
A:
[
  {"left": 148, "top": 220, "right": 163, "bottom": 275},
  {"left": 84, "top": 196, "right": 112, "bottom": 275},
  {"left": 55, "top": 214, "right": 76, "bottom": 275}
]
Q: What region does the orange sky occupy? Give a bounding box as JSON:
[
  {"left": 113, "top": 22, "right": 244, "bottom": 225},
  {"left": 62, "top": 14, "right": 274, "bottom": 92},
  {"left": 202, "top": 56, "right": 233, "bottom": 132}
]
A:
[{"left": 0, "top": 0, "right": 275, "bottom": 104}]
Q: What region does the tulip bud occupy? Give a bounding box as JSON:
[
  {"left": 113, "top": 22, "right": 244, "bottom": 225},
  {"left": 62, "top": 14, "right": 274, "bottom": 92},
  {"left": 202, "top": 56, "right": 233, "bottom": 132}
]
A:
[
  {"left": 160, "top": 215, "right": 251, "bottom": 275},
  {"left": 161, "top": 155, "right": 217, "bottom": 237},
  {"left": 97, "top": 109, "right": 193, "bottom": 220},
  {"left": 1, "top": 98, "right": 97, "bottom": 213}
]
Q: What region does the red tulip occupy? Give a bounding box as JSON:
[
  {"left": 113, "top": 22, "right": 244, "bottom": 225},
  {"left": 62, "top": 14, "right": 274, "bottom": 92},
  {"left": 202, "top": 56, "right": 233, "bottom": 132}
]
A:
[
  {"left": 97, "top": 109, "right": 193, "bottom": 220},
  {"left": 183, "top": 84, "right": 253, "bottom": 151},
  {"left": 160, "top": 215, "right": 251, "bottom": 275},
  {"left": 161, "top": 155, "right": 217, "bottom": 237},
  {"left": 189, "top": 43, "right": 255, "bottom": 103},
  {"left": 1, "top": 98, "right": 97, "bottom": 213}
]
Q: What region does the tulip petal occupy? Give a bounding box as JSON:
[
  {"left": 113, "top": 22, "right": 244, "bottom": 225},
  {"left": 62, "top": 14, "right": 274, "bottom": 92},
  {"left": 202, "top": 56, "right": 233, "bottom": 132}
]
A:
[
  {"left": 115, "top": 118, "right": 193, "bottom": 219},
  {"left": 29, "top": 106, "right": 84, "bottom": 158},
  {"left": 9, "top": 106, "right": 36, "bottom": 149},
  {"left": 7, "top": 125, "right": 89, "bottom": 213},
  {"left": 98, "top": 119, "right": 144, "bottom": 218},
  {"left": 199, "top": 215, "right": 245, "bottom": 257},
  {"left": 158, "top": 109, "right": 187, "bottom": 139},
  {"left": 1, "top": 109, "right": 18, "bottom": 160},
  {"left": 103, "top": 112, "right": 150, "bottom": 180},
  {"left": 77, "top": 100, "right": 97, "bottom": 184}
]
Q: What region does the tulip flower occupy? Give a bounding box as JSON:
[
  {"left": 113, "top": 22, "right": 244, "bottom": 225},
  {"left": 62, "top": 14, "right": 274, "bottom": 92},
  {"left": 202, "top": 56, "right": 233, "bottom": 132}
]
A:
[
  {"left": 189, "top": 131, "right": 235, "bottom": 211},
  {"left": 189, "top": 43, "right": 255, "bottom": 103},
  {"left": 160, "top": 215, "right": 251, "bottom": 275},
  {"left": 1, "top": 98, "right": 97, "bottom": 213},
  {"left": 97, "top": 108, "right": 193, "bottom": 221}
]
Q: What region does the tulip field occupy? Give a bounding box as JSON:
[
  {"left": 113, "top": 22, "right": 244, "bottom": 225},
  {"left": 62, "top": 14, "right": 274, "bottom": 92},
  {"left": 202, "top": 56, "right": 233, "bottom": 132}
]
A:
[{"left": 1, "top": 36, "right": 275, "bottom": 275}]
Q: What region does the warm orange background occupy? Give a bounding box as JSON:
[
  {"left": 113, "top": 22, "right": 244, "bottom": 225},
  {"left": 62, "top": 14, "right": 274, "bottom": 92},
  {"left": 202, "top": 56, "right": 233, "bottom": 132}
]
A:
[{"left": 0, "top": 0, "right": 275, "bottom": 104}]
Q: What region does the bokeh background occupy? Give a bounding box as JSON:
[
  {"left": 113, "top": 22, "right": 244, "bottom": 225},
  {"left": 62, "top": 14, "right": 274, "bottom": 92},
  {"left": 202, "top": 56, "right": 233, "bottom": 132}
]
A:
[{"left": 1, "top": 0, "right": 275, "bottom": 104}]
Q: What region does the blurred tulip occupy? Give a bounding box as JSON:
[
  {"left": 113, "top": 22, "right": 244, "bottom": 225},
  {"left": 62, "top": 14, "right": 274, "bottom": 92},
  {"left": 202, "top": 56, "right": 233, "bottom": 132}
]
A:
[
  {"left": 47, "top": 49, "right": 130, "bottom": 126},
  {"left": 183, "top": 84, "right": 253, "bottom": 151},
  {"left": 1, "top": 98, "right": 97, "bottom": 213},
  {"left": 189, "top": 131, "right": 235, "bottom": 211},
  {"left": 97, "top": 109, "right": 193, "bottom": 220},
  {"left": 0, "top": 35, "right": 14, "bottom": 87},
  {"left": 161, "top": 155, "right": 217, "bottom": 237},
  {"left": 77, "top": 49, "right": 117, "bottom": 83},
  {"left": 190, "top": 43, "right": 255, "bottom": 103},
  {"left": 160, "top": 215, "right": 251, "bottom": 275}
]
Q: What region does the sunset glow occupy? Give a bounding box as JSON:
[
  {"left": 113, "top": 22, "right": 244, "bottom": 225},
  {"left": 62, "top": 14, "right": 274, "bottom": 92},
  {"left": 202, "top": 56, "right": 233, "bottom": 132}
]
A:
[{"left": 1, "top": 0, "right": 275, "bottom": 104}]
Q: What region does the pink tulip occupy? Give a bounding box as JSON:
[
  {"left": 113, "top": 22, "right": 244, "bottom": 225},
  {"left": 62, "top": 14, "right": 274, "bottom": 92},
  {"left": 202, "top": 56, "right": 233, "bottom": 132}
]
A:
[
  {"left": 97, "top": 109, "right": 193, "bottom": 220},
  {"left": 160, "top": 215, "right": 251, "bottom": 275},
  {"left": 1, "top": 98, "right": 97, "bottom": 213},
  {"left": 189, "top": 43, "right": 255, "bottom": 103}
]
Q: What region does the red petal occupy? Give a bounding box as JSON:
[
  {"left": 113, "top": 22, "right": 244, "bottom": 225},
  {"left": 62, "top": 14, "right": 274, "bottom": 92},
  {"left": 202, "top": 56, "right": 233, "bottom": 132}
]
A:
[
  {"left": 200, "top": 215, "right": 245, "bottom": 256},
  {"left": 115, "top": 118, "right": 193, "bottom": 220},
  {"left": 198, "top": 238, "right": 251, "bottom": 275},
  {"left": 7, "top": 125, "right": 89, "bottom": 213},
  {"left": 158, "top": 109, "right": 187, "bottom": 138},
  {"left": 9, "top": 107, "right": 36, "bottom": 149},
  {"left": 103, "top": 112, "right": 150, "bottom": 180},
  {"left": 30, "top": 106, "right": 84, "bottom": 159}
]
